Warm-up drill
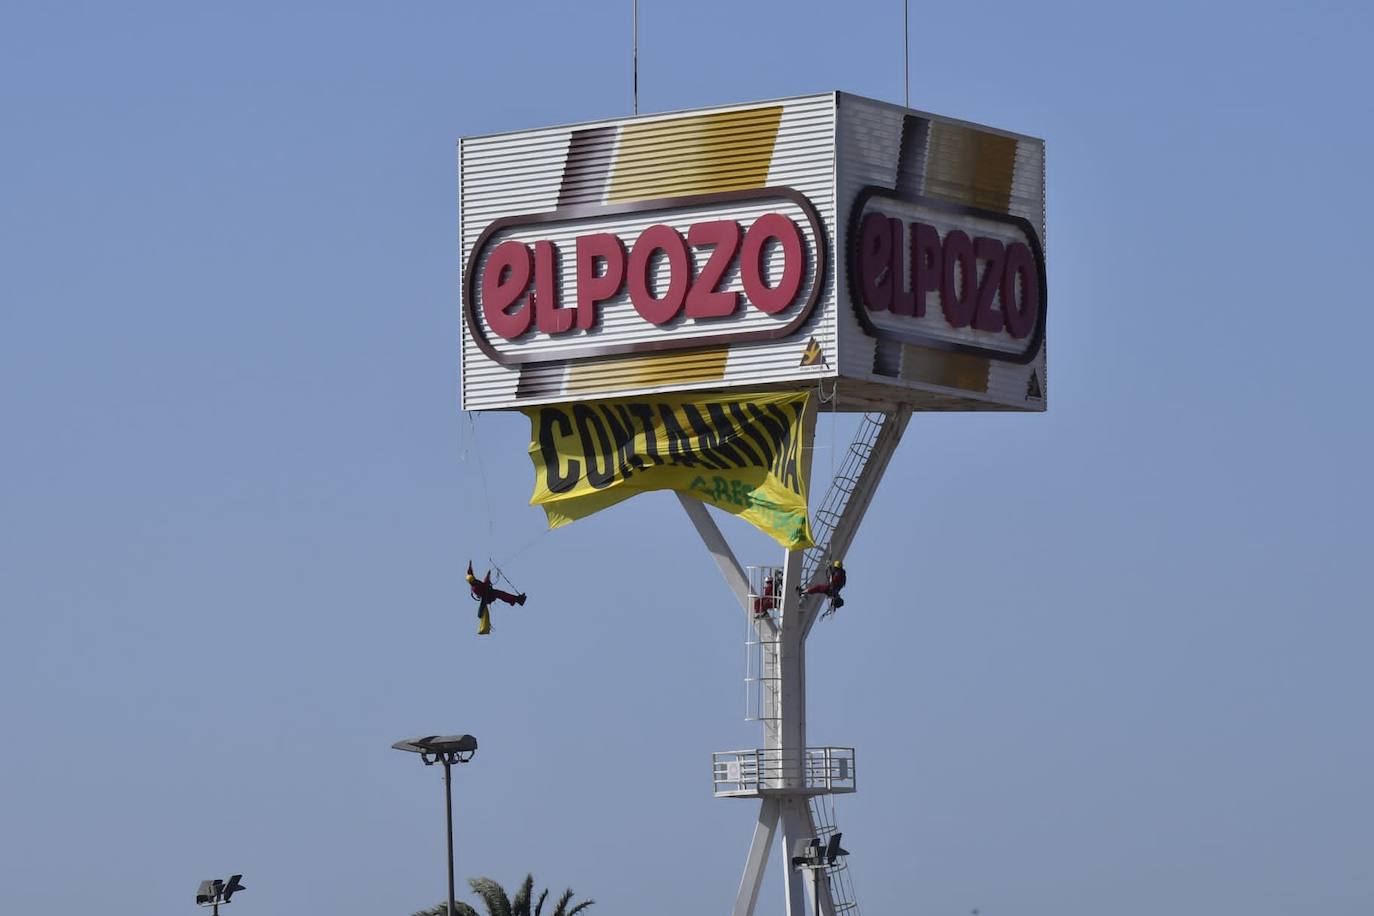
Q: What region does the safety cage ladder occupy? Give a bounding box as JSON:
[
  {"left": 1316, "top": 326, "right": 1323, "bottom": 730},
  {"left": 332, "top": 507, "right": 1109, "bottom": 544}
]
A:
[{"left": 744, "top": 565, "right": 782, "bottom": 722}]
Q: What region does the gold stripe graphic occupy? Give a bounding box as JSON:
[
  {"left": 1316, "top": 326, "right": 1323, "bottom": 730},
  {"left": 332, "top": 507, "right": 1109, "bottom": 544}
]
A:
[
  {"left": 607, "top": 106, "right": 784, "bottom": 202},
  {"left": 565, "top": 348, "right": 730, "bottom": 396},
  {"left": 900, "top": 345, "right": 990, "bottom": 393},
  {"left": 923, "top": 122, "right": 1017, "bottom": 213}
]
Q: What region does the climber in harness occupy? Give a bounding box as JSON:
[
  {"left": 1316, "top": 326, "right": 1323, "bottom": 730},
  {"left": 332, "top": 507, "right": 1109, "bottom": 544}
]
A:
[
  {"left": 798, "top": 559, "right": 847, "bottom": 612},
  {"left": 466, "top": 561, "right": 526, "bottom": 636},
  {"left": 753, "top": 570, "right": 783, "bottom": 618}
]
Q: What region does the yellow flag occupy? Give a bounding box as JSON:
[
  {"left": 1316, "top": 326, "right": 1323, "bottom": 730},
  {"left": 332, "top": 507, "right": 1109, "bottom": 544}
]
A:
[{"left": 523, "top": 391, "right": 814, "bottom": 550}]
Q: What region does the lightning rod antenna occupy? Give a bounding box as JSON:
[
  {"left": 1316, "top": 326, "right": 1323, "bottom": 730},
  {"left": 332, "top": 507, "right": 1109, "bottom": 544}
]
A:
[{"left": 633, "top": 0, "right": 639, "bottom": 115}]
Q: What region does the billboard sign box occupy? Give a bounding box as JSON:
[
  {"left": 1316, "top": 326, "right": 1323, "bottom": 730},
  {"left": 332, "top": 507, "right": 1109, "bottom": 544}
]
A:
[{"left": 460, "top": 92, "right": 1046, "bottom": 413}]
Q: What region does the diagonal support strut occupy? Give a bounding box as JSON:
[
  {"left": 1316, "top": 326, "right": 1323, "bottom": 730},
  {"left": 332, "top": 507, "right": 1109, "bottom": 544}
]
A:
[
  {"left": 732, "top": 798, "right": 780, "bottom": 916},
  {"left": 677, "top": 492, "right": 751, "bottom": 614},
  {"left": 799, "top": 406, "right": 912, "bottom": 637}
]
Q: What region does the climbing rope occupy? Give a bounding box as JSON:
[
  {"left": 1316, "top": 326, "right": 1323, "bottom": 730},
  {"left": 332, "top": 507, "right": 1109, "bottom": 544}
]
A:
[
  {"left": 815, "top": 376, "right": 840, "bottom": 485},
  {"left": 486, "top": 527, "right": 549, "bottom": 593},
  {"left": 816, "top": 375, "right": 838, "bottom": 404},
  {"left": 488, "top": 561, "right": 521, "bottom": 594},
  {"left": 457, "top": 410, "right": 549, "bottom": 638},
  {"left": 466, "top": 411, "right": 496, "bottom": 539}
]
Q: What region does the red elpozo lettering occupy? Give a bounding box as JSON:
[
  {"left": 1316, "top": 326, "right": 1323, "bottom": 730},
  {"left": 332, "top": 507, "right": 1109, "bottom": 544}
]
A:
[
  {"left": 849, "top": 187, "right": 1046, "bottom": 364},
  {"left": 481, "top": 212, "right": 806, "bottom": 341}
]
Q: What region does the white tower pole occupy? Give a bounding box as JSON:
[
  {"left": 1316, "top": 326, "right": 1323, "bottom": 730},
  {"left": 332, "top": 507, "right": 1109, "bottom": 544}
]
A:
[
  {"left": 687, "top": 402, "right": 910, "bottom": 916},
  {"left": 775, "top": 397, "right": 817, "bottom": 916}
]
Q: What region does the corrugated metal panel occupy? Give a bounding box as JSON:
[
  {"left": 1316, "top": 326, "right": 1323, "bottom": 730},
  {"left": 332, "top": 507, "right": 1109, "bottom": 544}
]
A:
[
  {"left": 459, "top": 92, "right": 1047, "bottom": 414},
  {"left": 834, "top": 93, "right": 1047, "bottom": 412},
  {"left": 459, "top": 94, "right": 837, "bottom": 412}
]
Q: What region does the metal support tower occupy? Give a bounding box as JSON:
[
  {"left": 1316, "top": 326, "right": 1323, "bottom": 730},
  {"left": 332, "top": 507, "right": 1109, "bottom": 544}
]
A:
[{"left": 680, "top": 402, "right": 912, "bottom": 916}]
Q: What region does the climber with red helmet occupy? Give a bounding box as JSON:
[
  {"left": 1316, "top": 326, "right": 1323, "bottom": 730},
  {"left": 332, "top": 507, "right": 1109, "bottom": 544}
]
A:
[{"left": 466, "top": 561, "right": 526, "bottom": 636}]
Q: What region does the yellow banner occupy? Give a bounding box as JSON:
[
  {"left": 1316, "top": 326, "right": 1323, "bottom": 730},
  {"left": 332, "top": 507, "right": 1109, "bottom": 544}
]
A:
[{"left": 524, "top": 391, "right": 814, "bottom": 550}]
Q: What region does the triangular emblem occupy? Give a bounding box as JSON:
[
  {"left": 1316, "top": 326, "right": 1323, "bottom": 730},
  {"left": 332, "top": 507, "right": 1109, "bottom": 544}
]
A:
[
  {"left": 799, "top": 337, "right": 826, "bottom": 368},
  {"left": 1026, "top": 371, "right": 1043, "bottom": 400}
]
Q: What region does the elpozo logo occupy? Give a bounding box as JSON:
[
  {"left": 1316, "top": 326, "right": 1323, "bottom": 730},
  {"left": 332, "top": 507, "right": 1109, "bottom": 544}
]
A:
[
  {"left": 849, "top": 187, "right": 1046, "bottom": 363},
  {"left": 463, "top": 188, "right": 827, "bottom": 366}
]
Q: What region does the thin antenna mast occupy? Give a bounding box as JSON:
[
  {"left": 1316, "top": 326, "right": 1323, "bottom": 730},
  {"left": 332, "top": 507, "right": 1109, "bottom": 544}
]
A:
[
  {"left": 632, "top": 0, "right": 639, "bottom": 115},
  {"left": 904, "top": 0, "right": 910, "bottom": 108}
]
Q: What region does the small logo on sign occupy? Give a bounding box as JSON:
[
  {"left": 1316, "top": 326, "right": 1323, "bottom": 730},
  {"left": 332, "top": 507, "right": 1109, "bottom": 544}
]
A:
[
  {"left": 1026, "top": 371, "right": 1043, "bottom": 401},
  {"left": 799, "top": 337, "right": 826, "bottom": 368}
]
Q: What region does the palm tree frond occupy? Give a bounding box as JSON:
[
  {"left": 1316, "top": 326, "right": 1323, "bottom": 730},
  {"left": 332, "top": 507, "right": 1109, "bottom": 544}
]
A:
[
  {"left": 417, "top": 875, "right": 581, "bottom": 916},
  {"left": 512, "top": 874, "right": 534, "bottom": 916},
  {"left": 550, "top": 888, "right": 575, "bottom": 916},
  {"left": 469, "top": 877, "right": 513, "bottom": 916},
  {"left": 414, "top": 903, "right": 480, "bottom": 916}
]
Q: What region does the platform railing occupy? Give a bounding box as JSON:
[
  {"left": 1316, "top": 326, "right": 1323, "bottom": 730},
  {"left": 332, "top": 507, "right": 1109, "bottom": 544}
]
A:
[{"left": 711, "top": 747, "right": 856, "bottom": 797}]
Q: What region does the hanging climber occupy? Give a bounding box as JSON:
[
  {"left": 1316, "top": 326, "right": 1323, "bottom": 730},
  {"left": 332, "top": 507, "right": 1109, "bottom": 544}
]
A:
[
  {"left": 798, "top": 559, "right": 847, "bottom": 611},
  {"left": 466, "top": 561, "right": 526, "bottom": 636}
]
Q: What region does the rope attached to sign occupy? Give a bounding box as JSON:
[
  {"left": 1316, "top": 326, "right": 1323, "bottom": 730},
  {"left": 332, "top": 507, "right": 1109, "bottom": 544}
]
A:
[
  {"left": 466, "top": 411, "right": 496, "bottom": 539},
  {"left": 816, "top": 376, "right": 839, "bottom": 484}
]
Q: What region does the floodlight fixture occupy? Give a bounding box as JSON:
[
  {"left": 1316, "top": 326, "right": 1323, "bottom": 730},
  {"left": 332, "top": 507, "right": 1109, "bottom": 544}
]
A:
[
  {"left": 194, "top": 874, "right": 246, "bottom": 915},
  {"left": 221, "top": 875, "right": 246, "bottom": 902},
  {"left": 790, "top": 833, "right": 851, "bottom": 916},
  {"left": 823, "top": 832, "right": 848, "bottom": 864},
  {"left": 392, "top": 734, "right": 478, "bottom": 765},
  {"left": 393, "top": 733, "right": 478, "bottom": 916}
]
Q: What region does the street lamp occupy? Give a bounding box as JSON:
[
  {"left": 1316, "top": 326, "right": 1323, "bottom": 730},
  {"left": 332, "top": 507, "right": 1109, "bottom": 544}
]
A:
[
  {"left": 392, "top": 734, "right": 478, "bottom": 916},
  {"left": 790, "top": 833, "right": 847, "bottom": 916},
  {"left": 194, "top": 874, "right": 245, "bottom": 915}
]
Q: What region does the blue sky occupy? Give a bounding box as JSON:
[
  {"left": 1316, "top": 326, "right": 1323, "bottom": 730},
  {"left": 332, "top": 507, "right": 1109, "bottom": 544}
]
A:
[{"left": 2, "top": 2, "right": 1371, "bottom": 915}]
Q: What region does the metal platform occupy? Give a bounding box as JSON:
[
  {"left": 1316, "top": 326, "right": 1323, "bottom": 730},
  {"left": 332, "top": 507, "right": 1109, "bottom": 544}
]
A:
[{"left": 712, "top": 747, "right": 856, "bottom": 798}]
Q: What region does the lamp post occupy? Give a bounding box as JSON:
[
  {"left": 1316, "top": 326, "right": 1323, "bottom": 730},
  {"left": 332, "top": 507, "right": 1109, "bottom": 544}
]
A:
[{"left": 392, "top": 734, "right": 478, "bottom": 916}]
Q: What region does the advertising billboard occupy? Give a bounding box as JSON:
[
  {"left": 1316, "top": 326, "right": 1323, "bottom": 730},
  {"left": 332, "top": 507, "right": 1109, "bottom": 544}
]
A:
[
  {"left": 835, "top": 95, "right": 1047, "bottom": 410},
  {"left": 459, "top": 92, "right": 1046, "bottom": 412}
]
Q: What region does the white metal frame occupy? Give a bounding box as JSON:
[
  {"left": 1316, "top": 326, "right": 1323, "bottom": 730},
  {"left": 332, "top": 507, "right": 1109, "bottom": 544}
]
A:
[{"left": 679, "top": 403, "right": 911, "bottom": 916}]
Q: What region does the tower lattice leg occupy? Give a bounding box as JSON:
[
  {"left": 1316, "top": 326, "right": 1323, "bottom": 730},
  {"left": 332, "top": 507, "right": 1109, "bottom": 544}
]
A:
[{"left": 733, "top": 799, "right": 779, "bottom": 916}]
